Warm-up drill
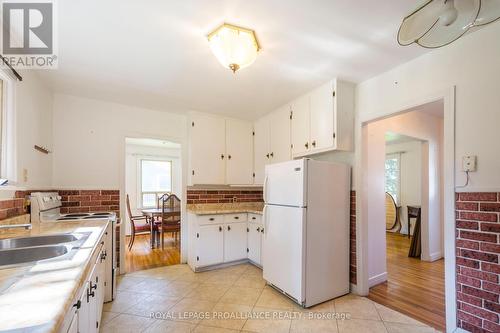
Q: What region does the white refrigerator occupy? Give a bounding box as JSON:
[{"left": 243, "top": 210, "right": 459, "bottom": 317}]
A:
[{"left": 262, "top": 158, "right": 350, "bottom": 307}]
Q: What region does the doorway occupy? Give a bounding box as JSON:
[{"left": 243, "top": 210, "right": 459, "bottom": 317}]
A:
[
  {"left": 362, "top": 101, "right": 446, "bottom": 330},
  {"left": 124, "top": 137, "right": 182, "bottom": 273}
]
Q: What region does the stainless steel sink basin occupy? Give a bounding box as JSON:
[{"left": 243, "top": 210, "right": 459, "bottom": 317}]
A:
[
  {"left": 0, "top": 234, "right": 79, "bottom": 250},
  {"left": 0, "top": 245, "right": 69, "bottom": 266}
]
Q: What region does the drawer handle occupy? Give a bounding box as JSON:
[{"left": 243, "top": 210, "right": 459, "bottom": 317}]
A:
[
  {"left": 219, "top": 226, "right": 222, "bottom": 232},
  {"left": 252, "top": 217, "right": 256, "bottom": 220},
  {"left": 257, "top": 227, "right": 260, "bottom": 232},
  {"left": 305, "top": 142, "right": 309, "bottom": 149},
  {"left": 234, "top": 216, "right": 239, "bottom": 220},
  {"left": 261, "top": 228, "right": 264, "bottom": 233},
  {"left": 312, "top": 140, "right": 316, "bottom": 147},
  {"left": 227, "top": 226, "right": 231, "bottom": 231},
  {"left": 209, "top": 218, "right": 215, "bottom": 221}
]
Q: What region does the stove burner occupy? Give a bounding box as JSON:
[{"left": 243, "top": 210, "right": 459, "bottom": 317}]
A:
[{"left": 64, "top": 213, "right": 90, "bottom": 217}]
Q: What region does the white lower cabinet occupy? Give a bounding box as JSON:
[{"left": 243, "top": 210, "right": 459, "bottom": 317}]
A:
[
  {"left": 247, "top": 222, "right": 262, "bottom": 265},
  {"left": 62, "top": 226, "right": 111, "bottom": 333},
  {"left": 197, "top": 224, "right": 224, "bottom": 266},
  {"left": 188, "top": 213, "right": 264, "bottom": 270},
  {"left": 224, "top": 222, "right": 248, "bottom": 262}
]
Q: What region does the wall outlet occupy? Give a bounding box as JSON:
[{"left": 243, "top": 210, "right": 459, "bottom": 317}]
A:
[
  {"left": 462, "top": 155, "right": 477, "bottom": 172},
  {"left": 22, "top": 168, "right": 28, "bottom": 182}
]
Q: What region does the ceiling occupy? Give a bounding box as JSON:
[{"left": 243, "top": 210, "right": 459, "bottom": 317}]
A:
[
  {"left": 385, "top": 132, "right": 421, "bottom": 145},
  {"left": 37, "top": 0, "right": 429, "bottom": 120}
]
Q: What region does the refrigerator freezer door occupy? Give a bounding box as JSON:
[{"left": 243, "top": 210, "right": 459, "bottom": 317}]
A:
[
  {"left": 264, "top": 159, "right": 307, "bottom": 207},
  {"left": 262, "top": 204, "right": 305, "bottom": 303}
]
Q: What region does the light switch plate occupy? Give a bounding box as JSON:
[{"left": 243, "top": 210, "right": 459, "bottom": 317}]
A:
[{"left": 462, "top": 155, "right": 477, "bottom": 172}]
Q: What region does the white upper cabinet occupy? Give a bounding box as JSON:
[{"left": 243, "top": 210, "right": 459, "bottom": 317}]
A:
[
  {"left": 269, "top": 105, "right": 291, "bottom": 163},
  {"left": 226, "top": 119, "right": 254, "bottom": 184},
  {"left": 292, "top": 79, "right": 354, "bottom": 158},
  {"left": 308, "top": 79, "right": 354, "bottom": 154},
  {"left": 189, "top": 113, "right": 254, "bottom": 185},
  {"left": 290, "top": 94, "right": 310, "bottom": 156},
  {"left": 189, "top": 114, "right": 226, "bottom": 185},
  {"left": 253, "top": 105, "right": 291, "bottom": 185},
  {"left": 253, "top": 115, "right": 270, "bottom": 184}
]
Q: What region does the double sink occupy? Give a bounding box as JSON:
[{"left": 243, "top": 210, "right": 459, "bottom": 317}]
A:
[{"left": 0, "top": 233, "right": 89, "bottom": 268}]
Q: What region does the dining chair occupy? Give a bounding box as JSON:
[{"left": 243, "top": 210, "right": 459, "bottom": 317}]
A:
[
  {"left": 385, "top": 192, "right": 401, "bottom": 233},
  {"left": 155, "top": 194, "right": 181, "bottom": 250},
  {"left": 126, "top": 194, "right": 155, "bottom": 250}
]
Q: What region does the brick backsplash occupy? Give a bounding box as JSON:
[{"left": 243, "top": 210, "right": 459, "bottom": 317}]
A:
[
  {"left": 456, "top": 192, "right": 500, "bottom": 333},
  {"left": 350, "top": 191, "right": 357, "bottom": 285},
  {"left": 187, "top": 189, "right": 263, "bottom": 204},
  {"left": 58, "top": 190, "right": 120, "bottom": 215},
  {"left": 0, "top": 198, "right": 25, "bottom": 220}
]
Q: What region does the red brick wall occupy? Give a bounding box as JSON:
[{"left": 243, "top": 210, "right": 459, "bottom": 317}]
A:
[
  {"left": 350, "top": 191, "right": 357, "bottom": 285},
  {"left": 456, "top": 192, "right": 499, "bottom": 333},
  {"left": 58, "top": 190, "right": 120, "bottom": 215},
  {"left": 0, "top": 198, "right": 25, "bottom": 220},
  {"left": 187, "top": 189, "right": 263, "bottom": 204}
]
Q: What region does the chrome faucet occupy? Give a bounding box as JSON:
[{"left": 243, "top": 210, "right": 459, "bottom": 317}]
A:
[{"left": 0, "top": 223, "right": 32, "bottom": 230}]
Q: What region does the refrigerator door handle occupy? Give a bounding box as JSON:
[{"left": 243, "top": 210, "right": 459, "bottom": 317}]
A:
[{"left": 263, "top": 204, "right": 268, "bottom": 238}]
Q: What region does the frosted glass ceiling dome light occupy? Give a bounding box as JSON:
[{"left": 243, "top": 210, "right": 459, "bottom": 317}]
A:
[
  {"left": 207, "top": 23, "right": 261, "bottom": 73},
  {"left": 398, "top": 0, "right": 500, "bottom": 49}
]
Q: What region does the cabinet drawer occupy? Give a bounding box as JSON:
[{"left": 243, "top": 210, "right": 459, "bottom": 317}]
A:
[
  {"left": 248, "top": 213, "right": 262, "bottom": 224},
  {"left": 197, "top": 214, "right": 223, "bottom": 225},
  {"left": 223, "top": 213, "right": 247, "bottom": 223}
]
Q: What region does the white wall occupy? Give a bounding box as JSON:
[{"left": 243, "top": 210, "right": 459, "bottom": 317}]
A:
[
  {"left": 356, "top": 22, "right": 500, "bottom": 192},
  {"left": 386, "top": 140, "right": 422, "bottom": 235},
  {"left": 52, "top": 94, "right": 187, "bottom": 188},
  {"left": 364, "top": 110, "right": 443, "bottom": 287},
  {"left": 125, "top": 144, "right": 181, "bottom": 235}
]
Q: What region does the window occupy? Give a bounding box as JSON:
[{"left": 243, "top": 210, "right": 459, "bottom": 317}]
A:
[
  {"left": 385, "top": 153, "right": 401, "bottom": 204},
  {"left": 140, "top": 160, "right": 172, "bottom": 208}
]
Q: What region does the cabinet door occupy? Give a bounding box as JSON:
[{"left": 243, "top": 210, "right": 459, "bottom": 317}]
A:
[
  {"left": 253, "top": 116, "right": 270, "bottom": 184},
  {"left": 290, "top": 94, "right": 310, "bottom": 156},
  {"left": 77, "top": 284, "right": 90, "bottom": 333},
  {"left": 247, "top": 222, "right": 262, "bottom": 265},
  {"left": 226, "top": 119, "right": 254, "bottom": 185},
  {"left": 190, "top": 114, "right": 226, "bottom": 184},
  {"left": 87, "top": 265, "right": 98, "bottom": 333},
  {"left": 269, "top": 105, "right": 291, "bottom": 163},
  {"left": 95, "top": 251, "right": 105, "bottom": 324},
  {"left": 224, "top": 222, "right": 248, "bottom": 262},
  {"left": 310, "top": 81, "right": 335, "bottom": 151},
  {"left": 103, "top": 223, "right": 113, "bottom": 303},
  {"left": 197, "top": 224, "right": 224, "bottom": 266}
]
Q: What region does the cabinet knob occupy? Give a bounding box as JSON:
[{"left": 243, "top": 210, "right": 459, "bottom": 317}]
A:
[
  {"left": 221, "top": 154, "right": 225, "bottom": 160},
  {"left": 219, "top": 226, "right": 222, "bottom": 232},
  {"left": 266, "top": 153, "right": 270, "bottom": 159},
  {"left": 261, "top": 228, "right": 264, "bottom": 233},
  {"left": 305, "top": 142, "right": 309, "bottom": 149},
  {"left": 270, "top": 152, "right": 274, "bottom": 158},
  {"left": 234, "top": 216, "right": 239, "bottom": 220},
  {"left": 209, "top": 218, "right": 214, "bottom": 221},
  {"left": 73, "top": 300, "right": 81, "bottom": 309},
  {"left": 312, "top": 141, "right": 316, "bottom": 147},
  {"left": 257, "top": 227, "right": 260, "bottom": 232},
  {"left": 228, "top": 155, "right": 232, "bottom": 160},
  {"left": 227, "top": 225, "right": 231, "bottom": 231}
]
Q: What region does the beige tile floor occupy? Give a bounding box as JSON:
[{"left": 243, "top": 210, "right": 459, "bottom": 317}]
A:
[{"left": 101, "top": 264, "right": 440, "bottom": 333}]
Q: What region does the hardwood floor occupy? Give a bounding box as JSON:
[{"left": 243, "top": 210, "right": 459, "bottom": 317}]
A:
[
  {"left": 125, "top": 233, "right": 180, "bottom": 273},
  {"left": 368, "top": 232, "right": 446, "bottom": 331}
]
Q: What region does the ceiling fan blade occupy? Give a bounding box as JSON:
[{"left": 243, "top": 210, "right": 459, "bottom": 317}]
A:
[
  {"left": 398, "top": 0, "right": 443, "bottom": 46},
  {"left": 474, "top": 0, "right": 500, "bottom": 26},
  {"left": 417, "top": 0, "right": 480, "bottom": 48}
]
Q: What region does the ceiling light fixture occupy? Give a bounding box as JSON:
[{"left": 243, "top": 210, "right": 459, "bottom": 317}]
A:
[
  {"left": 398, "top": 0, "right": 500, "bottom": 49},
  {"left": 207, "top": 23, "right": 261, "bottom": 73}
]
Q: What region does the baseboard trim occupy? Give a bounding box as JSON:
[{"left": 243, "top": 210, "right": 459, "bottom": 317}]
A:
[
  {"left": 368, "top": 272, "right": 387, "bottom": 287},
  {"left": 428, "top": 251, "right": 443, "bottom": 262}
]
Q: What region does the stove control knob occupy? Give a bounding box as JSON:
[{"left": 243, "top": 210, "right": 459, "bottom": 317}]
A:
[
  {"left": 57, "top": 196, "right": 62, "bottom": 200},
  {"left": 43, "top": 197, "right": 50, "bottom": 202}
]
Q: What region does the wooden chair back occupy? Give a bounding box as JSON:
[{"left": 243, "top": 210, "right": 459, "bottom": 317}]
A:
[
  {"left": 161, "top": 194, "right": 181, "bottom": 225},
  {"left": 385, "top": 192, "right": 398, "bottom": 230}
]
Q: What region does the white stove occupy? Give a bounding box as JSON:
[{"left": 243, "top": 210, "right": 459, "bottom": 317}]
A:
[{"left": 30, "top": 192, "right": 116, "bottom": 223}]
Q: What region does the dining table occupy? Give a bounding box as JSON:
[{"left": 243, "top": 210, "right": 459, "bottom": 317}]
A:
[{"left": 141, "top": 207, "right": 181, "bottom": 248}]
